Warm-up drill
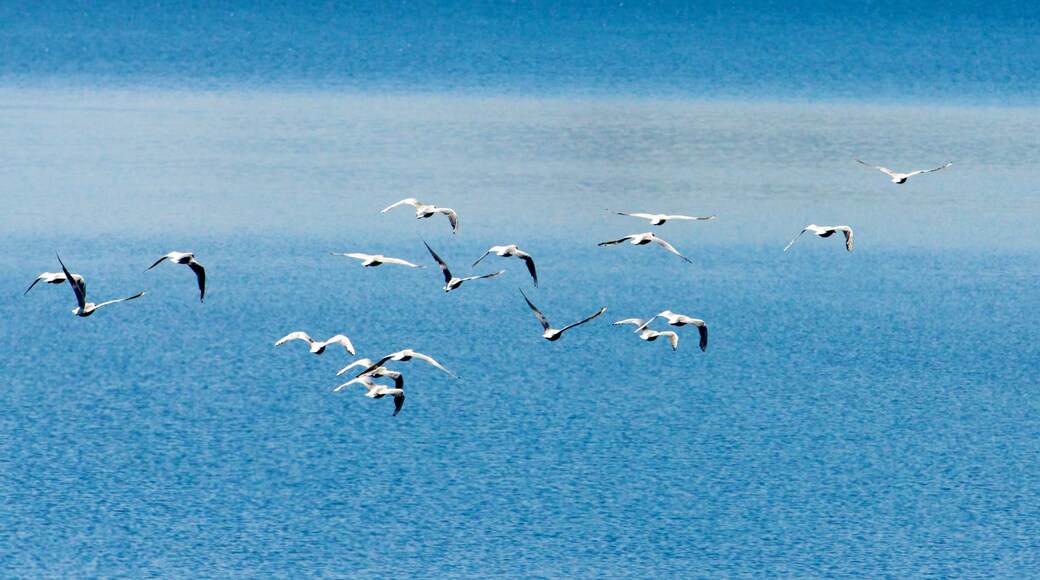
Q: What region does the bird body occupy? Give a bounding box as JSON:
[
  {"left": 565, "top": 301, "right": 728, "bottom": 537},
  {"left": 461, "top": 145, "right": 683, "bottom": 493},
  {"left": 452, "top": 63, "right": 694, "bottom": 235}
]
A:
[
  {"left": 472, "top": 245, "right": 538, "bottom": 286},
  {"left": 423, "top": 239, "right": 503, "bottom": 292},
  {"left": 25, "top": 271, "right": 85, "bottom": 296},
  {"left": 520, "top": 288, "right": 606, "bottom": 341},
  {"left": 328, "top": 252, "right": 424, "bottom": 268},
  {"left": 784, "top": 224, "right": 854, "bottom": 252},
  {"left": 56, "top": 255, "right": 145, "bottom": 317},
  {"left": 275, "top": 331, "right": 356, "bottom": 355},
  {"left": 854, "top": 158, "right": 952, "bottom": 184},
  {"left": 382, "top": 198, "right": 459, "bottom": 234},
  {"left": 608, "top": 209, "right": 716, "bottom": 226},
  {"left": 598, "top": 232, "right": 693, "bottom": 263},
  {"left": 145, "top": 251, "right": 206, "bottom": 302}
]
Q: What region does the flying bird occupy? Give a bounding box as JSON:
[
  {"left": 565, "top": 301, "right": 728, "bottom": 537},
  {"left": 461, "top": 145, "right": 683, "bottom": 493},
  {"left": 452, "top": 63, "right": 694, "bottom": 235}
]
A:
[
  {"left": 335, "top": 376, "right": 405, "bottom": 416},
  {"left": 607, "top": 209, "right": 716, "bottom": 226},
  {"left": 56, "top": 254, "right": 145, "bottom": 317},
  {"left": 145, "top": 251, "right": 206, "bottom": 302},
  {"left": 784, "top": 224, "right": 854, "bottom": 253},
  {"left": 638, "top": 329, "right": 680, "bottom": 351},
  {"left": 327, "top": 252, "right": 425, "bottom": 268},
  {"left": 519, "top": 287, "right": 606, "bottom": 341},
  {"left": 275, "top": 332, "right": 356, "bottom": 355},
  {"left": 635, "top": 311, "right": 708, "bottom": 352},
  {"left": 382, "top": 198, "right": 459, "bottom": 234},
  {"left": 336, "top": 358, "right": 404, "bottom": 389},
  {"left": 472, "top": 245, "right": 538, "bottom": 287},
  {"left": 612, "top": 318, "right": 647, "bottom": 328},
  {"left": 423, "top": 239, "right": 504, "bottom": 292},
  {"left": 598, "top": 232, "right": 693, "bottom": 263},
  {"left": 854, "top": 158, "right": 952, "bottom": 184},
  {"left": 356, "top": 349, "right": 457, "bottom": 379},
  {"left": 24, "top": 271, "right": 85, "bottom": 296}
]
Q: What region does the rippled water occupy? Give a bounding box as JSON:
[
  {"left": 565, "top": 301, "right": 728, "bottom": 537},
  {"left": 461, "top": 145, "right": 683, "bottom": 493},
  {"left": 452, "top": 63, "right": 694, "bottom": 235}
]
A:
[{"left": 1, "top": 90, "right": 1038, "bottom": 576}]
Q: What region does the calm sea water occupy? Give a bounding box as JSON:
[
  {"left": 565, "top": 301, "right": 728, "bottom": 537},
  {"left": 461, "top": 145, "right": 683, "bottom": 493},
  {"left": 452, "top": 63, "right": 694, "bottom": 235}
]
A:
[{"left": 2, "top": 2, "right": 1039, "bottom": 578}]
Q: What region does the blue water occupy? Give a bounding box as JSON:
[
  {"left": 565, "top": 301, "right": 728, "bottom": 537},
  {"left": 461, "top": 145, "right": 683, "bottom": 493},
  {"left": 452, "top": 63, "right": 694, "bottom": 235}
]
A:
[{"left": 2, "top": 2, "right": 1040, "bottom": 577}]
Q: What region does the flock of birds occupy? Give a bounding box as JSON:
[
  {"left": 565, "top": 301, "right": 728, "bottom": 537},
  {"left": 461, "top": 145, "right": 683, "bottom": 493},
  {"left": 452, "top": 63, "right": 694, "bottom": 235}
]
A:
[{"left": 27, "top": 158, "right": 952, "bottom": 416}]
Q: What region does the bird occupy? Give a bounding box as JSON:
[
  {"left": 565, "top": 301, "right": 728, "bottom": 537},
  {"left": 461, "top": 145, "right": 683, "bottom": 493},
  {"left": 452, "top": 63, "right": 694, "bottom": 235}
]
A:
[
  {"left": 336, "top": 358, "right": 404, "bottom": 389},
  {"left": 56, "top": 254, "right": 146, "bottom": 317},
  {"left": 634, "top": 311, "right": 708, "bottom": 352},
  {"left": 423, "top": 239, "right": 504, "bottom": 292},
  {"left": 145, "top": 251, "right": 206, "bottom": 302},
  {"left": 327, "top": 252, "right": 425, "bottom": 268},
  {"left": 854, "top": 158, "right": 952, "bottom": 184},
  {"left": 519, "top": 287, "right": 606, "bottom": 341},
  {"left": 598, "top": 232, "right": 693, "bottom": 263},
  {"left": 472, "top": 245, "right": 538, "bottom": 287},
  {"left": 638, "top": 328, "right": 680, "bottom": 351},
  {"left": 275, "top": 332, "right": 356, "bottom": 355},
  {"left": 334, "top": 376, "right": 405, "bottom": 416},
  {"left": 784, "top": 224, "right": 854, "bottom": 252},
  {"left": 607, "top": 209, "right": 716, "bottom": 226},
  {"left": 356, "top": 349, "right": 458, "bottom": 379},
  {"left": 24, "top": 271, "right": 85, "bottom": 296},
  {"left": 382, "top": 198, "right": 459, "bottom": 234},
  {"left": 612, "top": 318, "right": 647, "bottom": 328}
]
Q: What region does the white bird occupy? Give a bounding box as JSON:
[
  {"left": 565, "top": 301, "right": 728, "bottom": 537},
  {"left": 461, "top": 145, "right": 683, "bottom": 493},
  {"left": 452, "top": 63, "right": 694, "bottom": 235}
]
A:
[
  {"left": 612, "top": 318, "right": 647, "bottom": 328},
  {"left": 56, "top": 255, "right": 145, "bottom": 317},
  {"left": 598, "top": 232, "right": 693, "bottom": 263},
  {"left": 472, "top": 245, "right": 538, "bottom": 287},
  {"left": 634, "top": 311, "right": 708, "bottom": 352},
  {"left": 335, "top": 358, "right": 404, "bottom": 389},
  {"left": 145, "top": 251, "right": 206, "bottom": 302},
  {"left": 356, "top": 349, "right": 458, "bottom": 379},
  {"left": 334, "top": 376, "right": 405, "bottom": 416},
  {"left": 608, "top": 209, "right": 716, "bottom": 225},
  {"left": 423, "top": 239, "right": 504, "bottom": 292},
  {"left": 275, "top": 332, "right": 356, "bottom": 355},
  {"left": 327, "top": 252, "right": 425, "bottom": 268},
  {"left": 784, "top": 224, "right": 854, "bottom": 253},
  {"left": 382, "top": 197, "right": 459, "bottom": 234},
  {"left": 24, "top": 271, "right": 85, "bottom": 296},
  {"left": 638, "top": 328, "right": 680, "bottom": 351},
  {"left": 854, "top": 158, "right": 952, "bottom": 184},
  {"left": 520, "top": 287, "right": 606, "bottom": 342}
]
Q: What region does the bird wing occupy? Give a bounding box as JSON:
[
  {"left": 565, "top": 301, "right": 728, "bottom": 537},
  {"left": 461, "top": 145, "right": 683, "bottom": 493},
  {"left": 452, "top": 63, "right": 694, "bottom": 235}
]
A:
[
  {"left": 381, "top": 198, "right": 421, "bottom": 212},
  {"left": 457, "top": 270, "right": 505, "bottom": 283},
  {"left": 334, "top": 376, "right": 377, "bottom": 392},
  {"left": 356, "top": 354, "right": 396, "bottom": 378},
  {"left": 612, "top": 318, "right": 645, "bottom": 327},
  {"left": 380, "top": 256, "right": 424, "bottom": 268},
  {"left": 56, "top": 255, "right": 86, "bottom": 311},
  {"left": 651, "top": 236, "right": 693, "bottom": 263},
  {"left": 854, "top": 158, "right": 898, "bottom": 177},
  {"left": 905, "top": 162, "right": 953, "bottom": 178},
  {"left": 518, "top": 254, "right": 538, "bottom": 287},
  {"left": 663, "top": 214, "right": 716, "bottom": 221},
  {"left": 558, "top": 307, "right": 607, "bottom": 334},
  {"left": 471, "top": 249, "right": 493, "bottom": 268},
  {"left": 324, "top": 335, "right": 356, "bottom": 356},
  {"left": 598, "top": 235, "right": 633, "bottom": 246},
  {"left": 275, "top": 331, "right": 313, "bottom": 346},
  {"left": 608, "top": 209, "right": 654, "bottom": 221},
  {"left": 336, "top": 358, "right": 375, "bottom": 376},
  {"left": 328, "top": 252, "right": 371, "bottom": 260},
  {"left": 408, "top": 352, "right": 458, "bottom": 378},
  {"left": 435, "top": 207, "right": 459, "bottom": 234},
  {"left": 634, "top": 315, "right": 661, "bottom": 333},
  {"left": 697, "top": 324, "right": 708, "bottom": 352},
  {"left": 783, "top": 228, "right": 810, "bottom": 252},
  {"left": 94, "top": 291, "right": 146, "bottom": 309},
  {"left": 392, "top": 392, "right": 404, "bottom": 416},
  {"left": 519, "top": 287, "right": 552, "bottom": 332},
  {"left": 663, "top": 331, "right": 679, "bottom": 351},
  {"left": 422, "top": 239, "right": 453, "bottom": 284},
  {"left": 837, "top": 226, "right": 854, "bottom": 251},
  {"left": 23, "top": 275, "right": 47, "bottom": 296},
  {"left": 144, "top": 255, "right": 169, "bottom": 272},
  {"left": 188, "top": 260, "right": 206, "bottom": 302}
]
